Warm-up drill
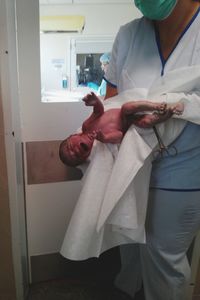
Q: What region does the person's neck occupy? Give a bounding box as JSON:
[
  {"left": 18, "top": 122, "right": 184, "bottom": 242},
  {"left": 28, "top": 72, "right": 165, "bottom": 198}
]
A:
[{"left": 155, "top": 1, "right": 200, "bottom": 59}]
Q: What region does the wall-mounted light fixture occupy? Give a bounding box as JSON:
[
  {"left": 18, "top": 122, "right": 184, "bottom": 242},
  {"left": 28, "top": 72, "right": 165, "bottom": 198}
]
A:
[{"left": 40, "top": 15, "right": 85, "bottom": 33}]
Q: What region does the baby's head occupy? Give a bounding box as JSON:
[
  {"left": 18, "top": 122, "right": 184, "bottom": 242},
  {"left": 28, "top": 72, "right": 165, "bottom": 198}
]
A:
[{"left": 59, "top": 132, "right": 95, "bottom": 167}]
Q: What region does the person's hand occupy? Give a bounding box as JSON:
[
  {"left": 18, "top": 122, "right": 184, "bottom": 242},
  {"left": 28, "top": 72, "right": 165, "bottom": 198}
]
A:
[{"left": 132, "top": 108, "right": 174, "bottom": 128}]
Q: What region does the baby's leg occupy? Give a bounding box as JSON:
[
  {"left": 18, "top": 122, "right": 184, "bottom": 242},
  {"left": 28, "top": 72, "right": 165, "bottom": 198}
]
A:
[
  {"left": 121, "top": 101, "right": 167, "bottom": 116},
  {"left": 132, "top": 110, "right": 173, "bottom": 128},
  {"left": 121, "top": 101, "right": 167, "bottom": 130}
]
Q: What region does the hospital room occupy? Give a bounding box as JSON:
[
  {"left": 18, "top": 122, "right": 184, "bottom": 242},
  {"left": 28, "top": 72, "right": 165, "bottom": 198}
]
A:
[{"left": 1, "top": 0, "right": 200, "bottom": 300}]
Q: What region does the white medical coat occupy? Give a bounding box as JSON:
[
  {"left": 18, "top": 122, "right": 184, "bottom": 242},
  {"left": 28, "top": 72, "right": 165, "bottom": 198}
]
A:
[{"left": 61, "top": 14, "right": 200, "bottom": 260}]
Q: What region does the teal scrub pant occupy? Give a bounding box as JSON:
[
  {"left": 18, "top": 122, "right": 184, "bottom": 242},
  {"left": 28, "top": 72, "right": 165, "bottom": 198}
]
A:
[{"left": 115, "top": 189, "right": 200, "bottom": 300}]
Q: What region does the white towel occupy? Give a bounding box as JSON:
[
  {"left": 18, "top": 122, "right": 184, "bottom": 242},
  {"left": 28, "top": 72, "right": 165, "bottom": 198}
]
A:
[{"left": 61, "top": 66, "right": 200, "bottom": 260}]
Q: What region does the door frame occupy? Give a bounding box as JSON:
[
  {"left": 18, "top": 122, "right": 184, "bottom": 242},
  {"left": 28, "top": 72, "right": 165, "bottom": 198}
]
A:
[{"left": 0, "top": 0, "right": 29, "bottom": 298}]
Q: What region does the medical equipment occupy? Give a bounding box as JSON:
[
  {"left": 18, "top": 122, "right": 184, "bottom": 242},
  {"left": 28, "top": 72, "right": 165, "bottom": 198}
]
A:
[{"left": 153, "top": 125, "right": 178, "bottom": 159}]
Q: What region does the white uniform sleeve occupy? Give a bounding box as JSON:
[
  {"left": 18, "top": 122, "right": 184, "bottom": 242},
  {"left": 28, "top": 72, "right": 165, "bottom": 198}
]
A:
[
  {"left": 104, "top": 28, "right": 121, "bottom": 87},
  {"left": 105, "top": 19, "right": 141, "bottom": 89}
]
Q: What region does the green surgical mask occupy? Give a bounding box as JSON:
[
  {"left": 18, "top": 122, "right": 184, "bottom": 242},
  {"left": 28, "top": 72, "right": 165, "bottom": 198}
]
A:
[{"left": 134, "top": 0, "right": 177, "bottom": 20}]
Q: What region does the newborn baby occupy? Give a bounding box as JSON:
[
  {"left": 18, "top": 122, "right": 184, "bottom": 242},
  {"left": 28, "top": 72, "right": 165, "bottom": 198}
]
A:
[{"left": 59, "top": 92, "right": 183, "bottom": 166}]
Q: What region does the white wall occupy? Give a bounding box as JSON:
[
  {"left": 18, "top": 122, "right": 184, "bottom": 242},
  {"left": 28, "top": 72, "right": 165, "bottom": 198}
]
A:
[
  {"left": 40, "top": 4, "right": 140, "bottom": 35},
  {"left": 16, "top": 0, "right": 140, "bottom": 258}
]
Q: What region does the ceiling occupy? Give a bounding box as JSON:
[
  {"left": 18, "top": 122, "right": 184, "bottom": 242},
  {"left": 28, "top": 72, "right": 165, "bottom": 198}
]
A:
[{"left": 39, "top": 0, "right": 132, "bottom": 4}]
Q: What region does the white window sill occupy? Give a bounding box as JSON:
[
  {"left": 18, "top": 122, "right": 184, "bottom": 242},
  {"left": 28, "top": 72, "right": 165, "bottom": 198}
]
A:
[{"left": 41, "top": 87, "right": 97, "bottom": 103}]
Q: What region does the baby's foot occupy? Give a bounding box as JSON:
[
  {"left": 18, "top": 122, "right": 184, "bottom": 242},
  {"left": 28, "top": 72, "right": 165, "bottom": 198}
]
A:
[
  {"left": 170, "top": 102, "right": 184, "bottom": 115},
  {"left": 156, "top": 102, "right": 167, "bottom": 115}
]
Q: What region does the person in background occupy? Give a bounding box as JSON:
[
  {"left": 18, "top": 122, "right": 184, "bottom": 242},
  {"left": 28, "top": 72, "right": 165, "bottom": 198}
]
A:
[
  {"left": 97, "top": 52, "right": 111, "bottom": 97},
  {"left": 103, "top": 0, "right": 200, "bottom": 299}
]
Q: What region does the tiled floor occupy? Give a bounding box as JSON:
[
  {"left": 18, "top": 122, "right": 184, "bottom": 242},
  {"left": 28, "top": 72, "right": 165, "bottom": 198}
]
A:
[
  {"left": 27, "top": 248, "right": 146, "bottom": 300},
  {"left": 27, "top": 279, "right": 145, "bottom": 300}
]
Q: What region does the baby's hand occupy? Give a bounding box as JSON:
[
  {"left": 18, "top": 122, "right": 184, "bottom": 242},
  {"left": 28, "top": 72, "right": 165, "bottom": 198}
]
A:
[
  {"left": 82, "top": 92, "right": 99, "bottom": 106},
  {"left": 96, "top": 129, "right": 104, "bottom": 141}
]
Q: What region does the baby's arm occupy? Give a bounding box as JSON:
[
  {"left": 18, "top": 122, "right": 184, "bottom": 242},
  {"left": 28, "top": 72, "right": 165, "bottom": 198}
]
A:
[
  {"left": 82, "top": 92, "right": 104, "bottom": 116},
  {"left": 82, "top": 92, "right": 104, "bottom": 132}
]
